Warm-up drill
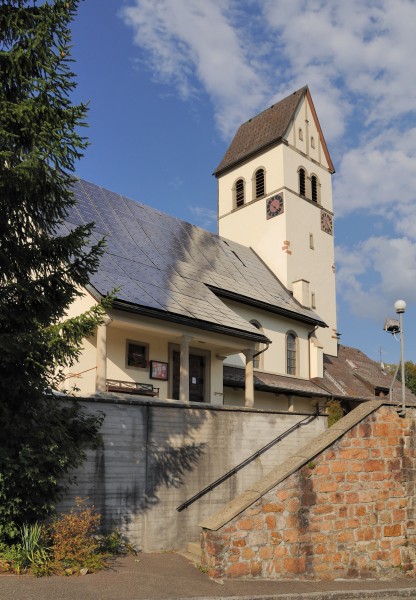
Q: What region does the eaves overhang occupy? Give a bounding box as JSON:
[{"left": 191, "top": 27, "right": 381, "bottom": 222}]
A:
[
  {"left": 87, "top": 285, "right": 271, "bottom": 344},
  {"left": 213, "top": 136, "right": 284, "bottom": 178},
  {"left": 209, "top": 286, "right": 327, "bottom": 328},
  {"left": 224, "top": 379, "right": 331, "bottom": 398}
]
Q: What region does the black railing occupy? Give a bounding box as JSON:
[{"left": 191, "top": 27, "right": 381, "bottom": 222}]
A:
[{"left": 176, "top": 411, "right": 320, "bottom": 512}]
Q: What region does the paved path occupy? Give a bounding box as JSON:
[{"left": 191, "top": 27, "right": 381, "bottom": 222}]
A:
[{"left": 1, "top": 553, "right": 416, "bottom": 600}]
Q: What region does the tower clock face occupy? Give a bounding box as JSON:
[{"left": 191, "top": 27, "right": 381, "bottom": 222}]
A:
[
  {"left": 266, "top": 193, "right": 284, "bottom": 220},
  {"left": 320, "top": 210, "right": 333, "bottom": 235}
]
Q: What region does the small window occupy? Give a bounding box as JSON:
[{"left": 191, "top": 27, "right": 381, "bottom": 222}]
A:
[
  {"left": 235, "top": 178, "right": 245, "bottom": 208},
  {"left": 255, "top": 168, "right": 265, "bottom": 198},
  {"left": 299, "top": 168, "right": 306, "bottom": 197},
  {"left": 311, "top": 293, "right": 316, "bottom": 309},
  {"left": 311, "top": 175, "right": 318, "bottom": 202},
  {"left": 309, "top": 233, "right": 314, "bottom": 249},
  {"left": 286, "top": 332, "right": 297, "bottom": 375},
  {"left": 311, "top": 136, "right": 315, "bottom": 149},
  {"left": 298, "top": 127, "right": 303, "bottom": 141},
  {"left": 127, "top": 340, "right": 148, "bottom": 369}
]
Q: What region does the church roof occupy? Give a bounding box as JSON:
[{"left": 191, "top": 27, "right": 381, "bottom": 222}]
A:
[
  {"left": 214, "top": 86, "right": 334, "bottom": 176},
  {"left": 61, "top": 179, "right": 326, "bottom": 342},
  {"left": 214, "top": 87, "right": 307, "bottom": 176}
]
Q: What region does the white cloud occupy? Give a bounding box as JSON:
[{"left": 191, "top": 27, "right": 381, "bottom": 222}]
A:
[
  {"left": 120, "top": 0, "right": 269, "bottom": 138},
  {"left": 189, "top": 205, "right": 217, "bottom": 228},
  {"left": 337, "top": 236, "right": 416, "bottom": 320},
  {"left": 334, "top": 128, "right": 416, "bottom": 221}
]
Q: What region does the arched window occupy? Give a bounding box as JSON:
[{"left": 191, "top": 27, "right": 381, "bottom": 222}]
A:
[
  {"left": 298, "top": 127, "right": 303, "bottom": 141},
  {"left": 286, "top": 332, "right": 297, "bottom": 375},
  {"left": 255, "top": 168, "right": 265, "bottom": 198},
  {"left": 298, "top": 168, "right": 306, "bottom": 197},
  {"left": 235, "top": 178, "right": 245, "bottom": 208},
  {"left": 250, "top": 320, "right": 264, "bottom": 369},
  {"left": 311, "top": 175, "right": 318, "bottom": 202},
  {"left": 311, "top": 136, "right": 315, "bottom": 149}
]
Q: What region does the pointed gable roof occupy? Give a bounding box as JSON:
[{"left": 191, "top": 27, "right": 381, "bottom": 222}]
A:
[{"left": 214, "top": 86, "right": 334, "bottom": 176}]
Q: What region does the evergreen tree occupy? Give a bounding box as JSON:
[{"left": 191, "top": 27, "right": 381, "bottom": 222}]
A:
[{"left": 0, "top": 0, "right": 107, "bottom": 539}]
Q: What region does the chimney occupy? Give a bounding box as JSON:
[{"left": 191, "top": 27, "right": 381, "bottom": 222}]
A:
[{"left": 292, "top": 279, "right": 310, "bottom": 307}]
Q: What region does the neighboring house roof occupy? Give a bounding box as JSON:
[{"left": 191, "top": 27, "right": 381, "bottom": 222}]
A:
[
  {"left": 223, "top": 365, "right": 331, "bottom": 398},
  {"left": 316, "top": 345, "right": 416, "bottom": 404},
  {"left": 62, "top": 179, "right": 325, "bottom": 342},
  {"left": 225, "top": 345, "right": 416, "bottom": 405},
  {"left": 214, "top": 86, "right": 334, "bottom": 176}
]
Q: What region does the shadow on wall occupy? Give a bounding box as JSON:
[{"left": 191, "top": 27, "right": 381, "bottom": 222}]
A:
[{"left": 81, "top": 402, "right": 210, "bottom": 533}]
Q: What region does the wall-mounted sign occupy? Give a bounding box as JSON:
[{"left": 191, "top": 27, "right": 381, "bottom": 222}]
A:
[{"left": 149, "top": 360, "right": 168, "bottom": 380}]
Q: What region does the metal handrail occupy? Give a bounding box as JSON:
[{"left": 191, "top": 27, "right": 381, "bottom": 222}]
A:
[{"left": 176, "top": 411, "right": 320, "bottom": 512}]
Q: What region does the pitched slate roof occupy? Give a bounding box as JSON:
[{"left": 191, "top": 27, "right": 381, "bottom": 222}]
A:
[
  {"left": 214, "top": 87, "right": 306, "bottom": 176},
  {"left": 62, "top": 179, "right": 325, "bottom": 341}
]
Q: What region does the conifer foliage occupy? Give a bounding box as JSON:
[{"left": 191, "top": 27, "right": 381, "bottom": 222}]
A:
[{"left": 0, "top": 0, "right": 107, "bottom": 539}]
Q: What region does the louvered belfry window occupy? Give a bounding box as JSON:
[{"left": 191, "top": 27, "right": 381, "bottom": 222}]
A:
[
  {"left": 299, "top": 168, "right": 306, "bottom": 197},
  {"left": 255, "top": 169, "right": 265, "bottom": 198},
  {"left": 311, "top": 175, "right": 318, "bottom": 202},
  {"left": 236, "top": 179, "right": 245, "bottom": 207}
]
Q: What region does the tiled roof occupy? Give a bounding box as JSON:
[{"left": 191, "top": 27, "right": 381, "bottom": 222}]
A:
[
  {"left": 63, "top": 179, "right": 325, "bottom": 340},
  {"left": 223, "top": 365, "right": 331, "bottom": 397},
  {"left": 214, "top": 87, "right": 306, "bottom": 176},
  {"left": 316, "top": 345, "right": 416, "bottom": 404}
]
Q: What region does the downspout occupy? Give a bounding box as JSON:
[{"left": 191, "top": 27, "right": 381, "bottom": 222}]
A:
[
  {"left": 253, "top": 340, "right": 271, "bottom": 362},
  {"left": 307, "top": 326, "right": 319, "bottom": 380}
]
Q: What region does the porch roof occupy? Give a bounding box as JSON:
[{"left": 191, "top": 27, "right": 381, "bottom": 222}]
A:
[{"left": 223, "top": 365, "right": 331, "bottom": 398}]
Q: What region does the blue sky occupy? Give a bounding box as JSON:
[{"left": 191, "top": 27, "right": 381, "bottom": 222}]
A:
[{"left": 71, "top": 0, "right": 416, "bottom": 365}]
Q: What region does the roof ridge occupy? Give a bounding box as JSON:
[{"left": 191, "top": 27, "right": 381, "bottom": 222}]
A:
[{"left": 239, "top": 85, "right": 308, "bottom": 127}]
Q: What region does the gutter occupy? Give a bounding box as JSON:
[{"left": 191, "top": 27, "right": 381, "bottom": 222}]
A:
[
  {"left": 104, "top": 296, "right": 271, "bottom": 344},
  {"left": 210, "top": 286, "right": 327, "bottom": 328}
]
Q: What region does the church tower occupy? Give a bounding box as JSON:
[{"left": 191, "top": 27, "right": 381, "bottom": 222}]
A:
[{"left": 215, "top": 87, "right": 338, "bottom": 357}]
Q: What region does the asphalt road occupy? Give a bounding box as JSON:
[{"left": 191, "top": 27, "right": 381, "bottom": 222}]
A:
[{"left": 1, "top": 553, "right": 416, "bottom": 600}]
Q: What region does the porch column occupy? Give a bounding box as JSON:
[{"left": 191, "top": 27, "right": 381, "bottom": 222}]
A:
[
  {"left": 179, "top": 335, "right": 192, "bottom": 402},
  {"left": 243, "top": 349, "right": 255, "bottom": 408},
  {"left": 96, "top": 316, "right": 112, "bottom": 392}
]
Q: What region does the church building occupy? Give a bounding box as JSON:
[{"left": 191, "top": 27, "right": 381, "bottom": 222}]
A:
[{"left": 62, "top": 87, "right": 402, "bottom": 412}]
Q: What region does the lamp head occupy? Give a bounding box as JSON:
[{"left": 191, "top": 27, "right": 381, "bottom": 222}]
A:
[{"left": 394, "top": 299, "right": 406, "bottom": 314}]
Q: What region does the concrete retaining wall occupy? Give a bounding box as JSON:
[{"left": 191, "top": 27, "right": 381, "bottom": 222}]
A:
[{"left": 58, "top": 395, "right": 326, "bottom": 551}]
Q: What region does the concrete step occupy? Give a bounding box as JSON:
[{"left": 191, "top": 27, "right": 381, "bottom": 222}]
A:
[
  {"left": 187, "top": 541, "right": 201, "bottom": 560},
  {"left": 176, "top": 540, "right": 201, "bottom": 566}
]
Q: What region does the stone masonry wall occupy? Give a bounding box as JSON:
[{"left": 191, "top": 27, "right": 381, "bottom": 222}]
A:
[{"left": 201, "top": 403, "right": 416, "bottom": 579}]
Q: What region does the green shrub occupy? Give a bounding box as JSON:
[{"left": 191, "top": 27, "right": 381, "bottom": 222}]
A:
[
  {"left": 0, "top": 499, "right": 136, "bottom": 576},
  {"left": 0, "top": 542, "right": 26, "bottom": 574},
  {"left": 98, "top": 529, "right": 137, "bottom": 556},
  {"left": 327, "top": 399, "right": 344, "bottom": 427}
]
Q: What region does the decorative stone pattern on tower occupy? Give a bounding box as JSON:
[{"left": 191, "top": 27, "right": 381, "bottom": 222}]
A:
[{"left": 215, "top": 87, "right": 338, "bottom": 357}]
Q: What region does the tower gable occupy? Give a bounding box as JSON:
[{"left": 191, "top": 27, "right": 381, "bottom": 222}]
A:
[
  {"left": 214, "top": 86, "right": 334, "bottom": 178},
  {"left": 285, "top": 88, "right": 334, "bottom": 173}
]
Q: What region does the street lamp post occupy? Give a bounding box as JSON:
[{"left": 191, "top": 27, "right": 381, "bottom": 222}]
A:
[{"left": 394, "top": 299, "right": 406, "bottom": 416}]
